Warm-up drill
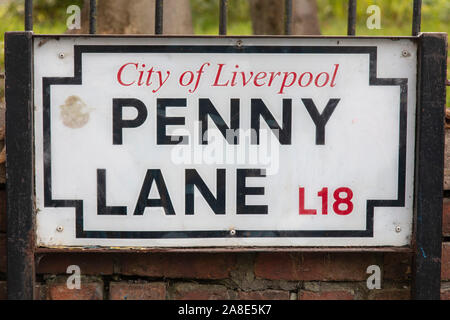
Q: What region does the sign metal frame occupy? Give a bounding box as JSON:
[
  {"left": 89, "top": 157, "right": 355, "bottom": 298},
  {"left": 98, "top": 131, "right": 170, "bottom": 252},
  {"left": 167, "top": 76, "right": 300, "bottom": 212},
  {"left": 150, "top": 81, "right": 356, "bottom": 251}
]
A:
[{"left": 5, "top": 32, "right": 447, "bottom": 299}]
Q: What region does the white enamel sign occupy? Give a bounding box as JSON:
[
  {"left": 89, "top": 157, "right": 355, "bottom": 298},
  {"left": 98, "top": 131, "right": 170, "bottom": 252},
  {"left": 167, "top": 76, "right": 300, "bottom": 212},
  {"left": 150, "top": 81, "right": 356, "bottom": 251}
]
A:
[{"left": 33, "top": 37, "right": 417, "bottom": 248}]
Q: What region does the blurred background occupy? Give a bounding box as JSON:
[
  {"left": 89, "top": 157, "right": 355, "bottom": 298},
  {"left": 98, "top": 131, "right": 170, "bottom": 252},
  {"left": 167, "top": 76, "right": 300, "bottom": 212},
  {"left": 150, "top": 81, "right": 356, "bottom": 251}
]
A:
[{"left": 0, "top": 0, "right": 447, "bottom": 35}]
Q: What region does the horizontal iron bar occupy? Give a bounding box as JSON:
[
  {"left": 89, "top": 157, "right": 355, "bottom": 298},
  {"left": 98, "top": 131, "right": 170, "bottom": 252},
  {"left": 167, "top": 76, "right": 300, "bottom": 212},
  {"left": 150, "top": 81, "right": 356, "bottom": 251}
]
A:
[{"left": 35, "top": 246, "right": 415, "bottom": 254}]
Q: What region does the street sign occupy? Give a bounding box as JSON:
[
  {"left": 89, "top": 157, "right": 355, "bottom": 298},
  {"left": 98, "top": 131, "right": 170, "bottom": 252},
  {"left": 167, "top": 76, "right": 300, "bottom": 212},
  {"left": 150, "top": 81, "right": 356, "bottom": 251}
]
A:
[{"left": 33, "top": 36, "right": 417, "bottom": 248}]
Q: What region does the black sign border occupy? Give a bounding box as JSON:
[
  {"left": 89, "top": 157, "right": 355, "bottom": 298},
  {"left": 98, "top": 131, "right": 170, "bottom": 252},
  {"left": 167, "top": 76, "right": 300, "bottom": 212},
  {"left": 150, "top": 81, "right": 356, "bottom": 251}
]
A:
[{"left": 42, "top": 44, "right": 408, "bottom": 239}]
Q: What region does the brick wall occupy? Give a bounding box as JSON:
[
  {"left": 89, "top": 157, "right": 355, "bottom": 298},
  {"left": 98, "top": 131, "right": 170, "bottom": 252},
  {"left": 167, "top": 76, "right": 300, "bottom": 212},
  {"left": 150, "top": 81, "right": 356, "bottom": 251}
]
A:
[{"left": 0, "top": 188, "right": 449, "bottom": 300}]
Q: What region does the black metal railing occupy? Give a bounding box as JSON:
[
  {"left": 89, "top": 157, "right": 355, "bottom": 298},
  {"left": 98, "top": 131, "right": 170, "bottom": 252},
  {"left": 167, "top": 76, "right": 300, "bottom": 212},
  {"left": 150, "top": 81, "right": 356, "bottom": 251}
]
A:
[
  {"left": 412, "top": 0, "right": 422, "bottom": 36},
  {"left": 23, "top": 0, "right": 425, "bottom": 36},
  {"left": 219, "top": 0, "right": 228, "bottom": 35},
  {"left": 24, "top": 0, "right": 32, "bottom": 31},
  {"left": 347, "top": 0, "right": 357, "bottom": 36},
  {"left": 155, "top": 0, "right": 163, "bottom": 35},
  {"left": 89, "top": 0, "right": 97, "bottom": 34}
]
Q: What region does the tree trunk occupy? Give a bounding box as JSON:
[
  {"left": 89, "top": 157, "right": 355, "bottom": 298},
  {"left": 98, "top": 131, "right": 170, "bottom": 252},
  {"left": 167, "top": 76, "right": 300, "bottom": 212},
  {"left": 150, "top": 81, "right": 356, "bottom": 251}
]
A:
[
  {"left": 74, "top": 0, "right": 193, "bottom": 34},
  {"left": 292, "top": 0, "right": 321, "bottom": 35},
  {"left": 250, "top": 0, "right": 321, "bottom": 35}
]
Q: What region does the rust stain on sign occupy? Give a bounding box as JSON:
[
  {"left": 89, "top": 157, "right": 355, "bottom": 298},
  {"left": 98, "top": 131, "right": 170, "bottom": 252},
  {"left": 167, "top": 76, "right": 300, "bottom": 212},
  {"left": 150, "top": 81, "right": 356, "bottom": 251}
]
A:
[{"left": 59, "top": 96, "right": 92, "bottom": 128}]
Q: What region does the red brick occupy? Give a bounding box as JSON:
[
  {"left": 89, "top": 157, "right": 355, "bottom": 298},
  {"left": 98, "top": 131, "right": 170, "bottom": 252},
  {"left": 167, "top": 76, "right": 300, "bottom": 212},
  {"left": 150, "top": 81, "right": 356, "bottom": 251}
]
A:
[
  {"left": 120, "top": 253, "right": 236, "bottom": 279},
  {"left": 0, "top": 281, "right": 5, "bottom": 300},
  {"left": 299, "top": 289, "right": 355, "bottom": 300},
  {"left": 0, "top": 189, "right": 5, "bottom": 232},
  {"left": 0, "top": 233, "right": 5, "bottom": 273},
  {"left": 47, "top": 280, "right": 103, "bottom": 300},
  {"left": 442, "top": 243, "right": 450, "bottom": 281},
  {"left": 441, "top": 284, "right": 450, "bottom": 300},
  {"left": 254, "top": 252, "right": 378, "bottom": 281},
  {"left": 171, "top": 283, "right": 233, "bottom": 300},
  {"left": 237, "top": 290, "right": 289, "bottom": 300},
  {"left": 383, "top": 253, "right": 411, "bottom": 280},
  {"left": 109, "top": 282, "right": 166, "bottom": 300},
  {"left": 37, "top": 253, "right": 114, "bottom": 275},
  {"left": 368, "top": 288, "right": 410, "bottom": 300},
  {"left": 443, "top": 199, "right": 450, "bottom": 236}
]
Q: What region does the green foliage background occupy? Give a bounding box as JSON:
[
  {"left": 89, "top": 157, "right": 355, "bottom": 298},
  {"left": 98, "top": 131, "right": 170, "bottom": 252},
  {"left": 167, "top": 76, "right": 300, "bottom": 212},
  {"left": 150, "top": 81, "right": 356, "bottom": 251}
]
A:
[
  {"left": 1, "top": 0, "right": 447, "bottom": 37},
  {"left": 189, "top": 0, "right": 449, "bottom": 36},
  {"left": 0, "top": 0, "right": 448, "bottom": 102}
]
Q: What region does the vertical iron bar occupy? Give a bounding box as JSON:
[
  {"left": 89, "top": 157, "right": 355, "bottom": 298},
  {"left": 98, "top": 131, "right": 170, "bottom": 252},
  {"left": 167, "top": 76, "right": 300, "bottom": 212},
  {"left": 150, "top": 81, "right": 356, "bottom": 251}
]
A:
[
  {"left": 412, "top": 33, "right": 448, "bottom": 300},
  {"left": 24, "top": 0, "right": 33, "bottom": 31},
  {"left": 5, "top": 31, "right": 35, "bottom": 300},
  {"left": 284, "top": 0, "right": 292, "bottom": 35},
  {"left": 155, "top": 0, "right": 164, "bottom": 35},
  {"left": 412, "top": 0, "right": 422, "bottom": 36},
  {"left": 89, "top": 0, "right": 97, "bottom": 34},
  {"left": 347, "top": 0, "right": 356, "bottom": 36},
  {"left": 219, "top": 0, "right": 228, "bottom": 35}
]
